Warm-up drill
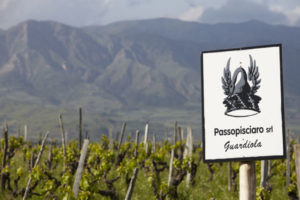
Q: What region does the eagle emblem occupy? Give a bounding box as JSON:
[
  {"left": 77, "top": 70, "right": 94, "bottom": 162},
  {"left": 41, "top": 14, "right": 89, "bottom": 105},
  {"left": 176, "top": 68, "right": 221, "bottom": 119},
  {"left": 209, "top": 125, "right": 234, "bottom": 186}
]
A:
[{"left": 222, "top": 55, "right": 261, "bottom": 117}]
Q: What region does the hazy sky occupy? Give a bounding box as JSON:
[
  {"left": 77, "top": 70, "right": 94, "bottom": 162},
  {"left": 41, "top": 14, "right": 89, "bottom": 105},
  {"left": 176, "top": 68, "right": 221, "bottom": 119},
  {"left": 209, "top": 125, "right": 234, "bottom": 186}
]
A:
[{"left": 1, "top": 0, "right": 300, "bottom": 29}]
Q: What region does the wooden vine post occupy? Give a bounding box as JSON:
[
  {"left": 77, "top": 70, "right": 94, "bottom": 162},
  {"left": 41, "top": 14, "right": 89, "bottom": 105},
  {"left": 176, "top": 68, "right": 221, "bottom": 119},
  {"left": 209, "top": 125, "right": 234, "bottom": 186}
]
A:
[
  {"left": 79, "top": 107, "right": 82, "bottom": 150},
  {"left": 47, "top": 138, "right": 53, "bottom": 169},
  {"left": 260, "top": 160, "right": 268, "bottom": 188},
  {"left": 144, "top": 123, "right": 149, "bottom": 154},
  {"left": 239, "top": 161, "right": 256, "bottom": 200},
  {"left": 118, "top": 122, "right": 126, "bottom": 152},
  {"left": 152, "top": 134, "right": 156, "bottom": 153},
  {"left": 134, "top": 130, "right": 140, "bottom": 158},
  {"left": 184, "top": 127, "right": 193, "bottom": 187},
  {"left": 23, "top": 132, "right": 49, "bottom": 200},
  {"left": 293, "top": 144, "right": 300, "bottom": 197},
  {"left": 24, "top": 124, "right": 27, "bottom": 142},
  {"left": 228, "top": 162, "right": 232, "bottom": 192},
  {"left": 109, "top": 127, "right": 113, "bottom": 150},
  {"left": 168, "top": 121, "right": 178, "bottom": 188},
  {"left": 1, "top": 121, "right": 8, "bottom": 191},
  {"left": 286, "top": 129, "right": 291, "bottom": 189},
  {"left": 125, "top": 168, "right": 139, "bottom": 200},
  {"left": 267, "top": 160, "right": 271, "bottom": 178},
  {"left": 59, "top": 114, "right": 67, "bottom": 168},
  {"left": 167, "top": 149, "right": 175, "bottom": 187},
  {"left": 174, "top": 121, "right": 178, "bottom": 144},
  {"left": 73, "top": 139, "right": 89, "bottom": 199},
  {"left": 178, "top": 127, "right": 182, "bottom": 143}
]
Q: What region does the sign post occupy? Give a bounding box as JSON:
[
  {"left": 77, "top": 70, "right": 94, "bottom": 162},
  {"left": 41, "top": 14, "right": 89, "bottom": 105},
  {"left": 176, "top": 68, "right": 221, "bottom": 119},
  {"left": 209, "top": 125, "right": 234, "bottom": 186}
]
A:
[
  {"left": 201, "top": 44, "right": 285, "bottom": 199},
  {"left": 239, "top": 161, "right": 256, "bottom": 200}
]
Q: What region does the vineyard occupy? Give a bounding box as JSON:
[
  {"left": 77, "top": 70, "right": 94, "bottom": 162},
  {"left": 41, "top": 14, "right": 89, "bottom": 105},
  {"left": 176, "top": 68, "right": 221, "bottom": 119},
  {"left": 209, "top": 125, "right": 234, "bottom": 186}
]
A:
[{"left": 0, "top": 118, "right": 298, "bottom": 200}]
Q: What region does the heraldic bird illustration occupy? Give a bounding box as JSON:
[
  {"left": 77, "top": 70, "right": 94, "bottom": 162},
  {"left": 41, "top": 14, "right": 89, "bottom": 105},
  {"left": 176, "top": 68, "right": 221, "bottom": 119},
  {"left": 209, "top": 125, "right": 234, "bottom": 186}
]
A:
[
  {"left": 229, "top": 66, "right": 251, "bottom": 96},
  {"left": 222, "top": 55, "right": 261, "bottom": 117}
]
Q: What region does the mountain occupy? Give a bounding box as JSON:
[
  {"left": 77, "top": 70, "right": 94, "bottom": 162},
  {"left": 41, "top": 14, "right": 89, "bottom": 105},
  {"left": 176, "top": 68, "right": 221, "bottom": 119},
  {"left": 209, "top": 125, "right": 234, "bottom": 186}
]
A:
[{"left": 0, "top": 18, "right": 299, "bottom": 140}]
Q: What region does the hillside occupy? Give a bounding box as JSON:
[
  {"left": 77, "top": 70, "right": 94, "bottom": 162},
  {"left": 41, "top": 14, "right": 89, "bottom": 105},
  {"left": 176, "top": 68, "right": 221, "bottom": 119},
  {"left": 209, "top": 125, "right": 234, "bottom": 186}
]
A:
[{"left": 0, "top": 18, "right": 299, "bottom": 140}]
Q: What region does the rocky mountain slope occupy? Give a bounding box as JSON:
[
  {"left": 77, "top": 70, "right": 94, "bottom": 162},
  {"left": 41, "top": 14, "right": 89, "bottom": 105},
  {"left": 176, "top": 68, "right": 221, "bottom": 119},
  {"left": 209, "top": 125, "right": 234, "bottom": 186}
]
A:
[{"left": 0, "top": 18, "right": 299, "bottom": 139}]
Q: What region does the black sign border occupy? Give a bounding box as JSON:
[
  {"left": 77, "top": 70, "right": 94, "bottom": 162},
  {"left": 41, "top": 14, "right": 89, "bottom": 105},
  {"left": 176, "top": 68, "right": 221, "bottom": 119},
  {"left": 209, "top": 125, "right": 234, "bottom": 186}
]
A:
[{"left": 201, "top": 44, "right": 286, "bottom": 163}]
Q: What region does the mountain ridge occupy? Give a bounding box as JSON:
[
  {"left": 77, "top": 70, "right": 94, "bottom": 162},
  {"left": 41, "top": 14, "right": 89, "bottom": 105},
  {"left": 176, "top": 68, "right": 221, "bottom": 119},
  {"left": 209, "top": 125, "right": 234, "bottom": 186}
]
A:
[{"left": 0, "top": 18, "right": 299, "bottom": 139}]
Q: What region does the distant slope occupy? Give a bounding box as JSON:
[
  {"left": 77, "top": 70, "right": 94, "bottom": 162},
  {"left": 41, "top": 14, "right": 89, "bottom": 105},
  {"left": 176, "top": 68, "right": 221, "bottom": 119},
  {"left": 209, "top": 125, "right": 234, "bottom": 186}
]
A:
[
  {"left": 0, "top": 18, "right": 299, "bottom": 139},
  {"left": 85, "top": 18, "right": 300, "bottom": 94},
  {"left": 0, "top": 20, "right": 203, "bottom": 107}
]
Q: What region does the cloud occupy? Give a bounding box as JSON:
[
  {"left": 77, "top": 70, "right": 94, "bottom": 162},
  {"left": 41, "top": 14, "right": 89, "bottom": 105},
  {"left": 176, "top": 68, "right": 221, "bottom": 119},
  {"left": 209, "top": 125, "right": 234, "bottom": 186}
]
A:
[
  {"left": 0, "top": 0, "right": 11, "bottom": 11},
  {"left": 198, "top": 0, "right": 288, "bottom": 25},
  {"left": 100, "top": 0, "right": 188, "bottom": 24},
  {"left": 0, "top": 0, "right": 188, "bottom": 28},
  {"left": 0, "top": 0, "right": 18, "bottom": 18},
  {"left": 0, "top": 0, "right": 18, "bottom": 28},
  {"left": 0, "top": 0, "right": 114, "bottom": 28},
  {"left": 270, "top": 5, "right": 300, "bottom": 26},
  {"left": 179, "top": 6, "right": 204, "bottom": 22},
  {"left": 1, "top": 0, "right": 299, "bottom": 28},
  {"left": 183, "top": 0, "right": 224, "bottom": 8},
  {"left": 127, "top": 0, "right": 151, "bottom": 6}
]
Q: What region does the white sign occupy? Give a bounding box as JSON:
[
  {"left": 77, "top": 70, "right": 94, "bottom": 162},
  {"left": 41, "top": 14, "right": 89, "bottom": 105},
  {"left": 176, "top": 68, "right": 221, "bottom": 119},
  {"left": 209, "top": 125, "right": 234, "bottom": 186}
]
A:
[{"left": 201, "top": 44, "right": 286, "bottom": 162}]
